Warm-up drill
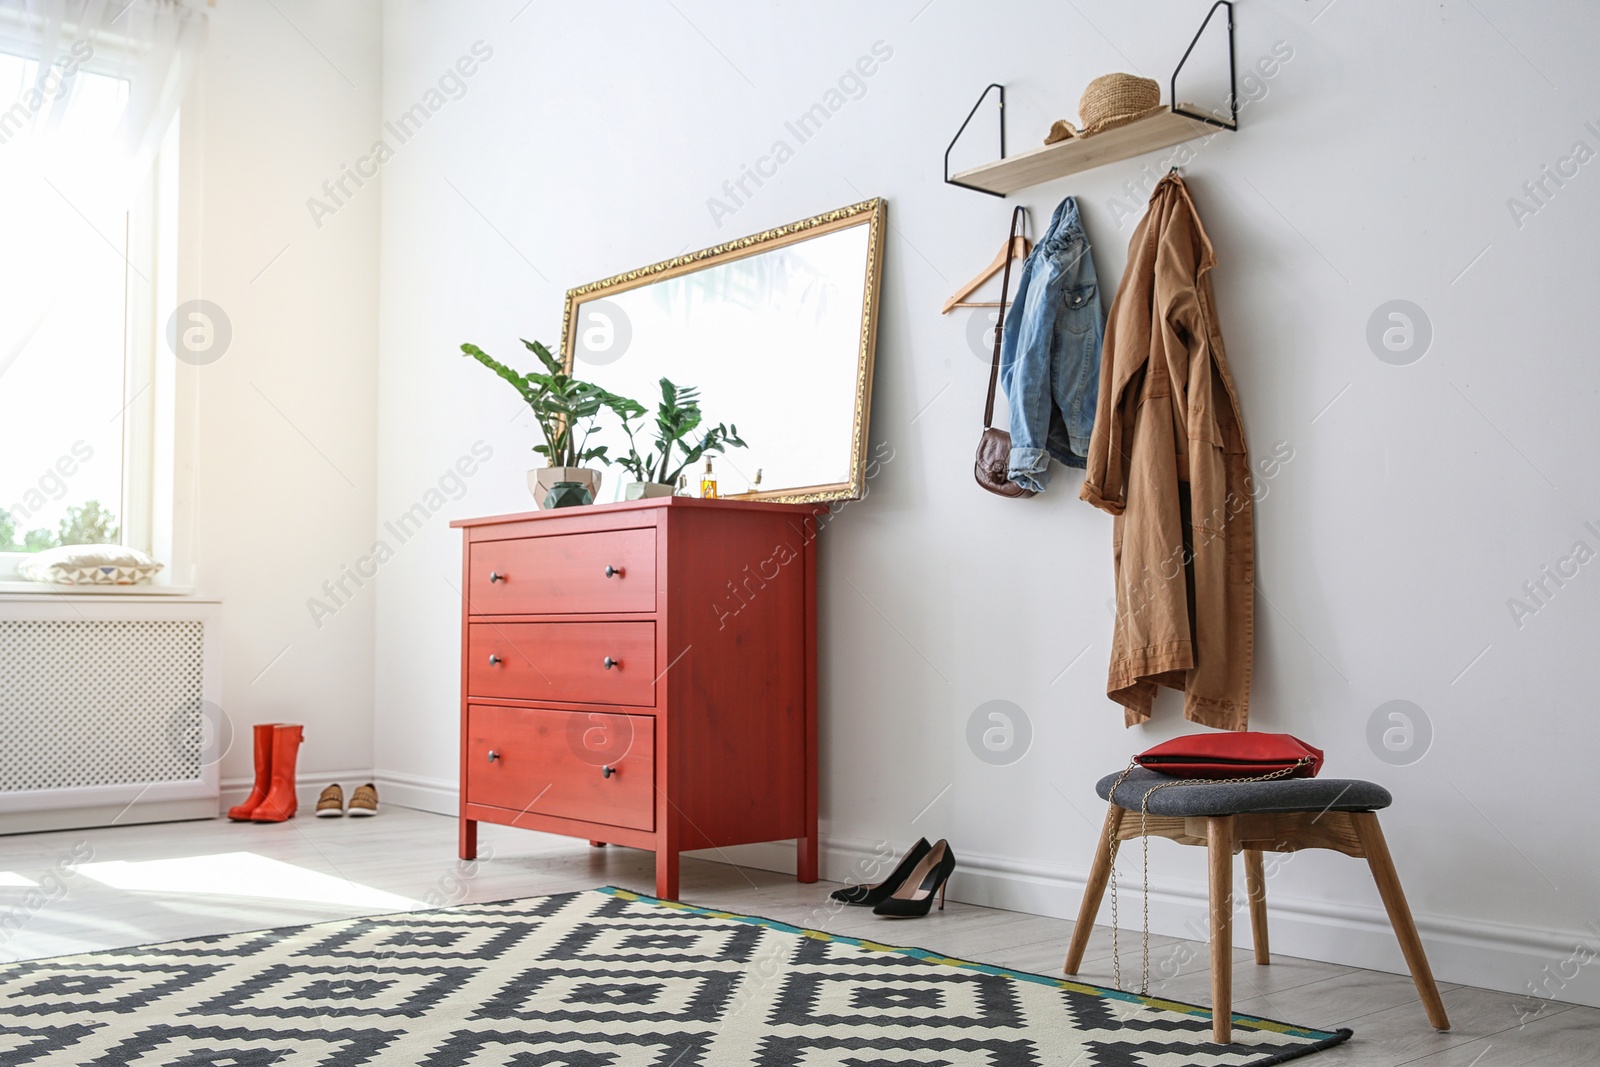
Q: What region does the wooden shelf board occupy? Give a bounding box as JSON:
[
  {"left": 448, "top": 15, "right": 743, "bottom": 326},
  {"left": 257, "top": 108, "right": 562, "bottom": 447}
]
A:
[{"left": 950, "top": 108, "right": 1222, "bottom": 196}]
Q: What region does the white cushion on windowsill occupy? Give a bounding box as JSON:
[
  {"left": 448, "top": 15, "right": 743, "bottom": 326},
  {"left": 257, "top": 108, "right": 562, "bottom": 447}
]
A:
[{"left": 14, "top": 544, "right": 165, "bottom": 586}]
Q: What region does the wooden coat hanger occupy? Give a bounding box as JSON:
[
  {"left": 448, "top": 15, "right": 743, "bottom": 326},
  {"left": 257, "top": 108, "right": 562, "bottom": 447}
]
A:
[{"left": 941, "top": 230, "right": 1031, "bottom": 314}]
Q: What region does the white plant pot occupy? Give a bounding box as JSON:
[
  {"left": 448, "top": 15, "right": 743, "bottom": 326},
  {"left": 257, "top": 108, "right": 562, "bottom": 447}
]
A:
[
  {"left": 529, "top": 467, "right": 602, "bottom": 507},
  {"left": 624, "top": 482, "right": 676, "bottom": 500}
]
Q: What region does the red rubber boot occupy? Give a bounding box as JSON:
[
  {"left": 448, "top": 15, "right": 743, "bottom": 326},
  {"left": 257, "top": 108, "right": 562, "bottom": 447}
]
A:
[
  {"left": 227, "top": 723, "right": 281, "bottom": 821},
  {"left": 249, "top": 724, "right": 304, "bottom": 822}
]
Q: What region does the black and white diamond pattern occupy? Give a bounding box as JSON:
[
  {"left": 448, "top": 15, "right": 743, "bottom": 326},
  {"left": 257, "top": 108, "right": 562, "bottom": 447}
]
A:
[
  {"left": 120, "top": 928, "right": 289, "bottom": 960},
  {"left": 544, "top": 916, "right": 765, "bottom": 965},
  {"left": 304, "top": 912, "right": 541, "bottom": 963},
  {"left": 0, "top": 1022, "right": 103, "bottom": 1065},
  {"left": 0, "top": 960, "right": 221, "bottom": 1016},
  {"left": 190, "top": 961, "right": 473, "bottom": 1019},
  {"left": 752, "top": 1033, "right": 1048, "bottom": 1066},
  {"left": 0, "top": 889, "right": 1346, "bottom": 1066},
  {"left": 772, "top": 969, "right": 1020, "bottom": 1029},
  {"left": 418, "top": 1028, "right": 713, "bottom": 1067},
  {"left": 87, "top": 1022, "right": 398, "bottom": 1066},
  {"left": 478, "top": 964, "right": 740, "bottom": 1024}
]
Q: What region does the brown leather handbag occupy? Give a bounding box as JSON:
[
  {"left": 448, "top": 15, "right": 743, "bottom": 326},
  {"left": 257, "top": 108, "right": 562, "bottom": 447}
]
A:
[{"left": 975, "top": 205, "right": 1035, "bottom": 498}]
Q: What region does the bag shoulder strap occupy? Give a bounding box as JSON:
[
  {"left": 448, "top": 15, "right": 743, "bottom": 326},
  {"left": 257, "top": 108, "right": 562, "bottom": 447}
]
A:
[{"left": 983, "top": 205, "right": 1028, "bottom": 430}]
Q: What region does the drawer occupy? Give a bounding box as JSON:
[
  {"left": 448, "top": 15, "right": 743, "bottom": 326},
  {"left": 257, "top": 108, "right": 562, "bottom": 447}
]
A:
[
  {"left": 468, "top": 621, "right": 656, "bottom": 706},
  {"left": 466, "top": 705, "right": 654, "bottom": 831},
  {"left": 469, "top": 529, "right": 656, "bottom": 615}
]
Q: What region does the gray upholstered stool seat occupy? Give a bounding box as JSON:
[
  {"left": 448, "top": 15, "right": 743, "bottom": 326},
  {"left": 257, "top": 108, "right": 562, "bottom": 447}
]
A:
[{"left": 1096, "top": 767, "right": 1392, "bottom": 817}]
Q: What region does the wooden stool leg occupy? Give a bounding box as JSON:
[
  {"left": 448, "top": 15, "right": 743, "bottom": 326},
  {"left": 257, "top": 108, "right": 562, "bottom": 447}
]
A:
[
  {"left": 1208, "top": 816, "right": 1235, "bottom": 1043},
  {"left": 1064, "top": 805, "right": 1125, "bottom": 974},
  {"left": 1244, "top": 849, "right": 1270, "bottom": 965},
  {"left": 1352, "top": 812, "right": 1451, "bottom": 1031}
]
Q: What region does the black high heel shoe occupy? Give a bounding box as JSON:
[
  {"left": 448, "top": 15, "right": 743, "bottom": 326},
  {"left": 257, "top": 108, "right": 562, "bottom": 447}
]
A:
[
  {"left": 872, "top": 839, "right": 955, "bottom": 918},
  {"left": 829, "top": 838, "right": 931, "bottom": 907}
]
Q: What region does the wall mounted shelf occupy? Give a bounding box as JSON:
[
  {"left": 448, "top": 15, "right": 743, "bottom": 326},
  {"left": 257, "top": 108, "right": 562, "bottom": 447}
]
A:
[
  {"left": 944, "top": 1, "right": 1236, "bottom": 198},
  {"left": 948, "top": 107, "right": 1218, "bottom": 196}
]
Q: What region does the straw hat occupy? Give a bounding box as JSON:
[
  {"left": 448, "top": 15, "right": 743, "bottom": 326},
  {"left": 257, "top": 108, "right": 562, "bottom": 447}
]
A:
[{"left": 1044, "top": 73, "right": 1164, "bottom": 143}]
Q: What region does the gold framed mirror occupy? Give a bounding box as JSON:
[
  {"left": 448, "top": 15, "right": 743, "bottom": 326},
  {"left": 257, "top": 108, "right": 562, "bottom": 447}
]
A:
[{"left": 559, "top": 199, "right": 886, "bottom": 503}]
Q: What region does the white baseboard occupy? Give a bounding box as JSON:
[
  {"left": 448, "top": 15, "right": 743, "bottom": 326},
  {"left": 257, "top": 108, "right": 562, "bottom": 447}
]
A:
[
  {"left": 220, "top": 768, "right": 376, "bottom": 813},
  {"left": 371, "top": 770, "right": 457, "bottom": 816},
  {"left": 363, "top": 776, "right": 1600, "bottom": 1011}
]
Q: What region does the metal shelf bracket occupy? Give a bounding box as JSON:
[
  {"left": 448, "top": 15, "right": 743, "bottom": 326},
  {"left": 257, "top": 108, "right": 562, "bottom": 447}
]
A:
[
  {"left": 944, "top": 83, "right": 1007, "bottom": 199},
  {"left": 1170, "top": 0, "right": 1238, "bottom": 131}
]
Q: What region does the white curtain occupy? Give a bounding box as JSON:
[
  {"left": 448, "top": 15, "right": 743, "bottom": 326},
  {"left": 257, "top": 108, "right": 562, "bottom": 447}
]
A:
[
  {"left": 0, "top": 1, "right": 206, "bottom": 535},
  {"left": 0, "top": 0, "right": 207, "bottom": 177}
]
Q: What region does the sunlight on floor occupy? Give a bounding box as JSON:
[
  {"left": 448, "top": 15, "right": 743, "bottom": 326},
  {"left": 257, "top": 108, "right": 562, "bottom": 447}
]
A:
[
  {"left": 75, "top": 852, "right": 423, "bottom": 911},
  {"left": 0, "top": 872, "right": 40, "bottom": 887}
]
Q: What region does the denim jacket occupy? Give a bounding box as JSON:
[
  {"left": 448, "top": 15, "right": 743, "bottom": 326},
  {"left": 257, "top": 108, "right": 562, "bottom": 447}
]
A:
[{"left": 998, "top": 195, "right": 1105, "bottom": 492}]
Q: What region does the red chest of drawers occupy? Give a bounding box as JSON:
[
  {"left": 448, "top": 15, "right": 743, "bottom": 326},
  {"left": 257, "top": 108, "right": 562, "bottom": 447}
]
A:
[{"left": 450, "top": 497, "right": 821, "bottom": 900}]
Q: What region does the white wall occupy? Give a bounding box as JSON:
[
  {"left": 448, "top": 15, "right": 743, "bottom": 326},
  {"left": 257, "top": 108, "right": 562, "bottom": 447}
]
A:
[
  {"left": 187, "top": 0, "right": 382, "bottom": 800},
  {"left": 371, "top": 0, "right": 1600, "bottom": 1007}
]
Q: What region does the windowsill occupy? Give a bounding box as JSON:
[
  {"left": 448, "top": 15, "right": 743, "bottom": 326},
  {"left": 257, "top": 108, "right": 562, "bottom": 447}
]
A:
[{"left": 0, "top": 581, "right": 199, "bottom": 597}]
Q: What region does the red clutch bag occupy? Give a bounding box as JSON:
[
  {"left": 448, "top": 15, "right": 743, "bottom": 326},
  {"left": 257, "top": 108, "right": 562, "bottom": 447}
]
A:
[{"left": 1135, "top": 732, "right": 1324, "bottom": 779}]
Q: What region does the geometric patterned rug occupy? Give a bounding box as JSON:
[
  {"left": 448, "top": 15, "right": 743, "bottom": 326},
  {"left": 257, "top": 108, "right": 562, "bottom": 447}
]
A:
[{"left": 0, "top": 886, "right": 1352, "bottom": 1065}]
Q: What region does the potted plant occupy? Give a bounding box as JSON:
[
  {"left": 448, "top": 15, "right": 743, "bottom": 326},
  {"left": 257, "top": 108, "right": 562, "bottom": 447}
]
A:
[
  {"left": 460, "top": 338, "right": 641, "bottom": 507},
  {"left": 616, "top": 377, "right": 747, "bottom": 499}
]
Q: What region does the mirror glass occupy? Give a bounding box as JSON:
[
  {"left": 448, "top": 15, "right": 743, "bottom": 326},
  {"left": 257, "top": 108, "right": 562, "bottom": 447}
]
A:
[{"left": 563, "top": 201, "right": 884, "bottom": 502}]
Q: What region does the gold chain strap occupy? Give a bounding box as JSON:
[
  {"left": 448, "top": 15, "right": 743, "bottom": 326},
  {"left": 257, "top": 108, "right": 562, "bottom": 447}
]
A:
[{"left": 1106, "top": 755, "right": 1311, "bottom": 996}]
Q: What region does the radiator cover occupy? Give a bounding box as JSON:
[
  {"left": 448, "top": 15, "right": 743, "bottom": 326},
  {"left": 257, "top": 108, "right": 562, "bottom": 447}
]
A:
[
  {"left": 0, "top": 600, "right": 221, "bottom": 831},
  {"left": 1, "top": 620, "right": 206, "bottom": 792}
]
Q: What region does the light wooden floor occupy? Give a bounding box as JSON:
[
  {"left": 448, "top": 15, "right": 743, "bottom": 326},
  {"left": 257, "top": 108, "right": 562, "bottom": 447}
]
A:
[{"left": 1, "top": 807, "right": 1592, "bottom": 1065}]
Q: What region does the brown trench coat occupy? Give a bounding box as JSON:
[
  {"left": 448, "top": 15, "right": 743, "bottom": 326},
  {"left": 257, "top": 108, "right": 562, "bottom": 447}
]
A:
[{"left": 1079, "top": 174, "right": 1254, "bottom": 730}]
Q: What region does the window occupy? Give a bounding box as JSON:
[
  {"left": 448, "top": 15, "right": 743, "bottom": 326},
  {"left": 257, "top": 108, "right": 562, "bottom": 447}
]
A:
[{"left": 0, "top": 50, "right": 167, "bottom": 579}]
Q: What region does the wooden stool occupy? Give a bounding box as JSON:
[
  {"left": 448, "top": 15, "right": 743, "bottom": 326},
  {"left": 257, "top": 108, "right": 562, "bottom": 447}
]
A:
[{"left": 1063, "top": 768, "right": 1450, "bottom": 1043}]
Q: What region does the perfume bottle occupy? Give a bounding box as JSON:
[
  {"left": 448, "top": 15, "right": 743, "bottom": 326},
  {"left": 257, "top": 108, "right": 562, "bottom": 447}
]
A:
[
  {"left": 676, "top": 474, "right": 688, "bottom": 496},
  {"left": 699, "top": 459, "right": 718, "bottom": 499},
  {"left": 751, "top": 469, "right": 763, "bottom": 494}
]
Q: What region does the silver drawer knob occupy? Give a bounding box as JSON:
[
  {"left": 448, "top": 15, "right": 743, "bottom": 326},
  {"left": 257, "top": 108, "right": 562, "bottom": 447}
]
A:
[
  {"left": 489, "top": 571, "right": 504, "bottom": 583},
  {"left": 602, "top": 765, "right": 615, "bottom": 778},
  {"left": 487, "top": 654, "right": 502, "bottom": 666},
  {"left": 602, "top": 656, "right": 618, "bottom": 670},
  {"left": 604, "top": 565, "right": 621, "bottom": 578},
  {"left": 487, "top": 750, "right": 499, "bottom": 762}
]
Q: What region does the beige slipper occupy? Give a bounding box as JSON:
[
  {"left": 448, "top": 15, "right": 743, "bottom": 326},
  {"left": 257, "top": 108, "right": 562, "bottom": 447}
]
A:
[
  {"left": 315, "top": 783, "right": 345, "bottom": 818},
  {"left": 347, "top": 782, "right": 379, "bottom": 818}
]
